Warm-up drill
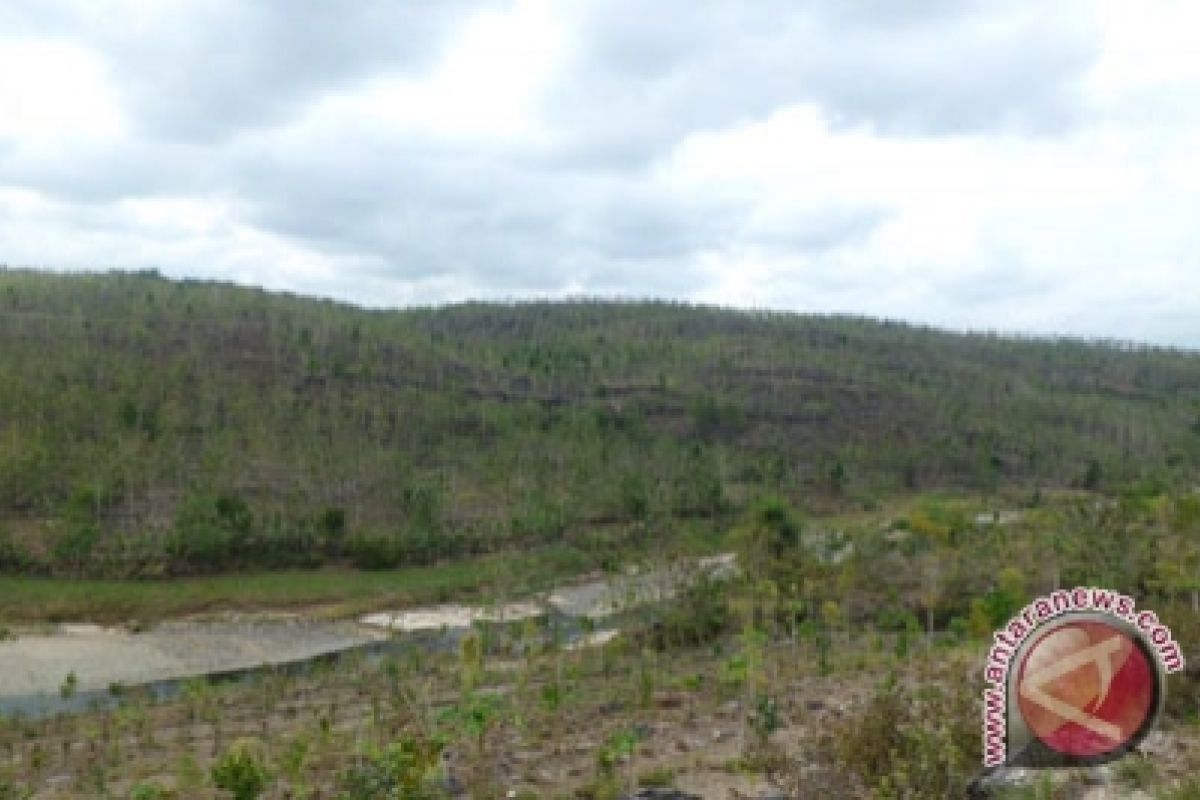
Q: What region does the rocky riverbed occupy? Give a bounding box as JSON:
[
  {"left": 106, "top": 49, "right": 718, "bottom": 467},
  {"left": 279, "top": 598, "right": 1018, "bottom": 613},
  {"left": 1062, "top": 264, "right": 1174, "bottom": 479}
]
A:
[
  {"left": 0, "top": 553, "right": 737, "bottom": 704},
  {"left": 0, "top": 619, "right": 382, "bottom": 700}
]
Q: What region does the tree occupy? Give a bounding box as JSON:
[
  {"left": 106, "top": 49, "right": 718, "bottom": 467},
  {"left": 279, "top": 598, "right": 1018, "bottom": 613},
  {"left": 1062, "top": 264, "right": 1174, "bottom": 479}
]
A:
[
  {"left": 1153, "top": 496, "right": 1200, "bottom": 610},
  {"left": 732, "top": 496, "right": 803, "bottom": 585}
]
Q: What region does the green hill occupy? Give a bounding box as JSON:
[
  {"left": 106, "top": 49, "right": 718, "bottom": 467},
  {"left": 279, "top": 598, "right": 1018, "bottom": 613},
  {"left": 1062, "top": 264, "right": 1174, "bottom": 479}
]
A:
[{"left": 1, "top": 268, "right": 1198, "bottom": 577}]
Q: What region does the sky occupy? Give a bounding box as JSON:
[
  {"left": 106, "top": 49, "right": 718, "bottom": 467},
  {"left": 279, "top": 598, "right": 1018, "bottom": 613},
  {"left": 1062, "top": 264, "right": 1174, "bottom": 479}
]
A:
[{"left": 1, "top": 1, "right": 1199, "bottom": 347}]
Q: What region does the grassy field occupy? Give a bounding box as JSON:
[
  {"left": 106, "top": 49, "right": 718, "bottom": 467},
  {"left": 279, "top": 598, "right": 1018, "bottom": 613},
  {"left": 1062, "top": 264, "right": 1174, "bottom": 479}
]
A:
[{"left": 0, "top": 545, "right": 595, "bottom": 624}]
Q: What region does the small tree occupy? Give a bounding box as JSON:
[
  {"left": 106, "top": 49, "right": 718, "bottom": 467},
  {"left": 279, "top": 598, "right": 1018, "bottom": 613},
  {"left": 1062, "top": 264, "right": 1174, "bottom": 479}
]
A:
[
  {"left": 732, "top": 496, "right": 804, "bottom": 589},
  {"left": 339, "top": 735, "right": 444, "bottom": 800},
  {"left": 59, "top": 671, "right": 78, "bottom": 699},
  {"left": 211, "top": 738, "right": 271, "bottom": 800}
]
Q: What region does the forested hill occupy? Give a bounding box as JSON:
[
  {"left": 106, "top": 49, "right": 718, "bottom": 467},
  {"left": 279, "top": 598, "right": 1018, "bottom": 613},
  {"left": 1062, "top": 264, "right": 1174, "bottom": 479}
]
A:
[{"left": 2, "top": 269, "right": 1199, "bottom": 576}]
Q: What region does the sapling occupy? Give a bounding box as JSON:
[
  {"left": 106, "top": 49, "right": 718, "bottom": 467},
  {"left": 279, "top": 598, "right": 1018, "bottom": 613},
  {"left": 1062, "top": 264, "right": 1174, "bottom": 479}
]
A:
[{"left": 211, "top": 738, "right": 272, "bottom": 800}]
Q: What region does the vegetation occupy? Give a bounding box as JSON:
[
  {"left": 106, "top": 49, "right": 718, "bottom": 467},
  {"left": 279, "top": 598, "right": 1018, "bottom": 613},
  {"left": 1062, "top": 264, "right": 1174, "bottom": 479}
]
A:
[
  {"left": 0, "top": 544, "right": 592, "bottom": 622},
  {"left": 0, "top": 269, "right": 1198, "bottom": 578},
  {"left": 1, "top": 270, "right": 1200, "bottom": 796},
  {"left": 211, "top": 738, "right": 271, "bottom": 799},
  {"left": 0, "top": 492, "right": 1196, "bottom": 796}
]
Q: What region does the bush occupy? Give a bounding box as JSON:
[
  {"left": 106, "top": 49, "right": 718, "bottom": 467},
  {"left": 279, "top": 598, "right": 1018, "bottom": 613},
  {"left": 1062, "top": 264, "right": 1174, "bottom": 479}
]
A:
[
  {"left": 211, "top": 738, "right": 271, "bottom": 800},
  {"left": 128, "top": 781, "right": 170, "bottom": 800},
  {"left": 644, "top": 573, "right": 731, "bottom": 650},
  {"left": 170, "top": 493, "right": 236, "bottom": 571},
  {"left": 781, "top": 661, "right": 982, "bottom": 798},
  {"left": 346, "top": 530, "right": 402, "bottom": 570},
  {"left": 338, "top": 736, "right": 444, "bottom": 800},
  {"left": 0, "top": 525, "right": 29, "bottom": 572}
]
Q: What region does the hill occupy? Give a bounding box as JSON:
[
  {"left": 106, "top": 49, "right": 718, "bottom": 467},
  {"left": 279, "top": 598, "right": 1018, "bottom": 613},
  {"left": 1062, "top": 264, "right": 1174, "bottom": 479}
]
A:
[{"left": 1, "top": 268, "right": 1198, "bottom": 576}]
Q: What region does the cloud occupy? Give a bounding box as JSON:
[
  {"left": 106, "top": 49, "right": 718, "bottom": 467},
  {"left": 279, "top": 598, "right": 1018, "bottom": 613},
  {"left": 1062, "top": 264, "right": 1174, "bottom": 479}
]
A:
[
  {"left": 0, "top": 0, "right": 1197, "bottom": 346},
  {"left": 2, "top": 0, "right": 490, "bottom": 143},
  {"left": 544, "top": 0, "right": 1098, "bottom": 168}
]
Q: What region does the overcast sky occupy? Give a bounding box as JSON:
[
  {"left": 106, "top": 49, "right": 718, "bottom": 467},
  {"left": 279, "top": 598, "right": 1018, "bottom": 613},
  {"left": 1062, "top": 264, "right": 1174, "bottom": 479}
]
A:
[{"left": 2, "top": 2, "right": 1199, "bottom": 346}]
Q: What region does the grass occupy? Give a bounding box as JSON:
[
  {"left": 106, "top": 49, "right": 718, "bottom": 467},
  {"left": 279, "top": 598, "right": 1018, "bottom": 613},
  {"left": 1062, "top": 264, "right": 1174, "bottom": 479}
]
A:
[{"left": 0, "top": 544, "right": 595, "bottom": 623}]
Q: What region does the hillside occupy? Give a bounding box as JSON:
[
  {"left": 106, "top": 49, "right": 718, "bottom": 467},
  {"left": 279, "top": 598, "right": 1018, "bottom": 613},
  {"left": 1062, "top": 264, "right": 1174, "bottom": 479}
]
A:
[{"left": 1, "top": 268, "right": 1199, "bottom": 577}]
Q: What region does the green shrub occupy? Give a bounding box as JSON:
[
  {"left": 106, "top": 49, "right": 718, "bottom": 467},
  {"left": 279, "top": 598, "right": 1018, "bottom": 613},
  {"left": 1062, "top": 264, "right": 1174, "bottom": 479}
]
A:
[
  {"left": 0, "top": 525, "right": 29, "bottom": 571},
  {"left": 645, "top": 573, "right": 731, "bottom": 650},
  {"left": 128, "top": 781, "right": 170, "bottom": 800},
  {"left": 211, "top": 738, "right": 271, "bottom": 800},
  {"left": 1161, "top": 776, "right": 1200, "bottom": 800},
  {"left": 783, "top": 661, "right": 982, "bottom": 799},
  {"left": 346, "top": 530, "right": 402, "bottom": 569},
  {"left": 338, "top": 736, "right": 444, "bottom": 800}
]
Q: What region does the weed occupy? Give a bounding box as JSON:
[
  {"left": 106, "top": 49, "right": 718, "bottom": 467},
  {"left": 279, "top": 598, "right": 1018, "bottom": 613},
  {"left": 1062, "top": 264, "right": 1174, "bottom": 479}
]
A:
[
  {"left": 637, "top": 766, "right": 675, "bottom": 788},
  {"left": 128, "top": 781, "right": 169, "bottom": 800}
]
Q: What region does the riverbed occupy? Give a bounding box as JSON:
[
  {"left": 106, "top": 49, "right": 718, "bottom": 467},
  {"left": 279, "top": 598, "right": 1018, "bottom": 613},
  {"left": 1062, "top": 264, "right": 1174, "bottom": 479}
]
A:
[{"left": 0, "top": 553, "right": 735, "bottom": 716}]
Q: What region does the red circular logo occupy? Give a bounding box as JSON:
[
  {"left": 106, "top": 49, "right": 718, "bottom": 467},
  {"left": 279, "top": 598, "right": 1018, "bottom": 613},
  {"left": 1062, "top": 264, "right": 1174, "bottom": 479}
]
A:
[{"left": 1016, "top": 620, "right": 1155, "bottom": 758}]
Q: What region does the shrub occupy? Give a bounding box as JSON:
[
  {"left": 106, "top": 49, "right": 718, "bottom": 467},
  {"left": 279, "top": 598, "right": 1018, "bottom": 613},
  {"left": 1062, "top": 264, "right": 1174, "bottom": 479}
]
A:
[
  {"left": 781, "top": 661, "right": 982, "bottom": 799},
  {"left": 644, "top": 573, "right": 731, "bottom": 650},
  {"left": 346, "top": 530, "right": 402, "bottom": 569},
  {"left": 0, "top": 525, "right": 28, "bottom": 571},
  {"left": 211, "top": 738, "right": 271, "bottom": 800},
  {"left": 128, "top": 781, "right": 169, "bottom": 800},
  {"left": 338, "top": 736, "right": 444, "bottom": 800}
]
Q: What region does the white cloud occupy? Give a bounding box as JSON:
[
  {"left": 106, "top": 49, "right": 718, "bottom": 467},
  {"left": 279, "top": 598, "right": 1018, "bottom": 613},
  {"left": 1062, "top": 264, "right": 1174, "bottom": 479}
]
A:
[
  {"left": 0, "top": 1, "right": 1198, "bottom": 346},
  {"left": 299, "top": 0, "right": 564, "bottom": 147},
  {"left": 0, "top": 40, "right": 124, "bottom": 141}
]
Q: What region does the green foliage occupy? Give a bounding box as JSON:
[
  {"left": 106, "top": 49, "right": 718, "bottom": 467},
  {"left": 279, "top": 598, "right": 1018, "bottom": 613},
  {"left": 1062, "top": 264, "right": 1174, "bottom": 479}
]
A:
[
  {"left": 875, "top": 606, "right": 919, "bottom": 633},
  {"left": 645, "top": 573, "right": 731, "bottom": 650},
  {"left": 509, "top": 493, "right": 570, "bottom": 540},
  {"left": 731, "top": 496, "right": 803, "bottom": 586},
  {"left": 439, "top": 692, "right": 507, "bottom": 751},
  {"left": 338, "top": 735, "right": 445, "bottom": 800},
  {"left": 459, "top": 631, "right": 484, "bottom": 692},
  {"left": 3, "top": 270, "right": 1200, "bottom": 578},
  {"left": 1082, "top": 458, "right": 1103, "bottom": 489},
  {"left": 787, "top": 665, "right": 981, "bottom": 798},
  {"left": 59, "top": 671, "right": 77, "bottom": 700},
  {"left": 596, "top": 728, "right": 641, "bottom": 778},
  {"left": 210, "top": 738, "right": 271, "bottom": 800},
  {"left": 1161, "top": 776, "right": 1200, "bottom": 800},
  {"left": 749, "top": 692, "right": 782, "bottom": 742},
  {"left": 968, "top": 568, "right": 1026, "bottom": 634},
  {"left": 345, "top": 529, "right": 404, "bottom": 570},
  {"left": 128, "top": 781, "right": 170, "bottom": 800},
  {"left": 0, "top": 526, "right": 27, "bottom": 572},
  {"left": 690, "top": 393, "right": 744, "bottom": 440},
  {"left": 169, "top": 492, "right": 253, "bottom": 572}
]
